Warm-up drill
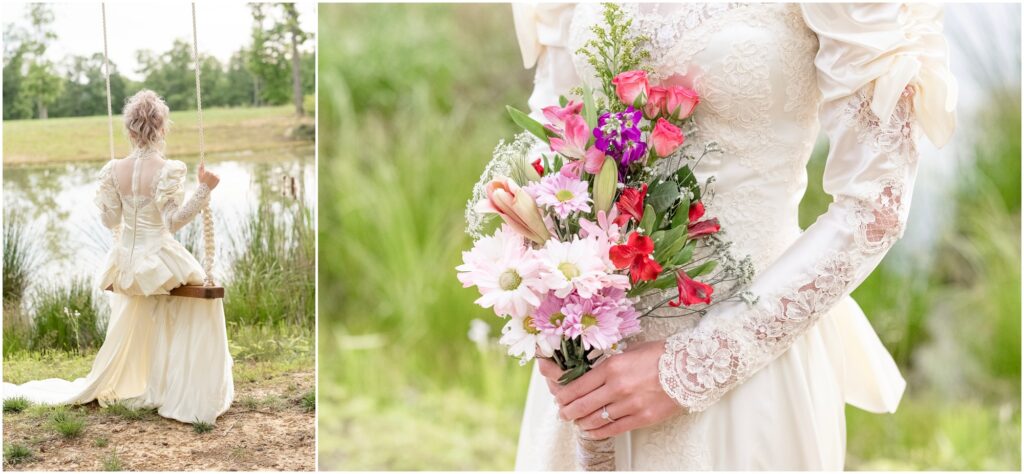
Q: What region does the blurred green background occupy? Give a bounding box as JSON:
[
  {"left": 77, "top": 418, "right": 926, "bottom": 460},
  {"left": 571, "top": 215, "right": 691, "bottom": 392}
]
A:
[{"left": 318, "top": 4, "right": 1021, "bottom": 470}]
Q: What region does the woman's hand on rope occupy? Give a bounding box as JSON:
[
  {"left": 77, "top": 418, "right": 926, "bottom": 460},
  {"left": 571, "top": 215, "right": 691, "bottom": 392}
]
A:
[{"left": 198, "top": 163, "right": 220, "bottom": 190}]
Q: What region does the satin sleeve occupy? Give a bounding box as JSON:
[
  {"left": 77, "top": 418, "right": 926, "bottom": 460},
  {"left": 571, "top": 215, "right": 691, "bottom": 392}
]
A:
[
  {"left": 154, "top": 160, "right": 211, "bottom": 234},
  {"left": 95, "top": 160, "right": 121, "bottom": 229},
  {"left": 657, "top": 3, "right": 957, "bottom": 413},
  {"left": 512, "top": 3, "right": 580, "bottom": 119}
]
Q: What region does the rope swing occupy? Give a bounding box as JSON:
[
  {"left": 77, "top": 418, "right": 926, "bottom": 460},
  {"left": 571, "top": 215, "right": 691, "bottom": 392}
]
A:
[{"left": 101, "top": 3, "right": 224, "bottom": 299}]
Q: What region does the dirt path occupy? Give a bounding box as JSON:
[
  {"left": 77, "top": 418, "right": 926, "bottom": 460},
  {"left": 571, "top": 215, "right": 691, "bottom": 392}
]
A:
[{"left": 2, "top": 366, "right": 315, "bottom": 471}]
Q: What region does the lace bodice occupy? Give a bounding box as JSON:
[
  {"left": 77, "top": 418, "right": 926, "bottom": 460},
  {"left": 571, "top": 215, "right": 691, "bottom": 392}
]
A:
[
  {"left": 95, "top": 150, "right": 211, "bottom": 295},
  {"left": 514, "top": 2, "right": 957, "bottom": 415}
]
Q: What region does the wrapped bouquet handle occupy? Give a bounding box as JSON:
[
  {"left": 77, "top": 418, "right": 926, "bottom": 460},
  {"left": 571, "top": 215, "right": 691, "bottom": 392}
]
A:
[{"left": 575, "top": 426, "right": 616, "bottom": 470}]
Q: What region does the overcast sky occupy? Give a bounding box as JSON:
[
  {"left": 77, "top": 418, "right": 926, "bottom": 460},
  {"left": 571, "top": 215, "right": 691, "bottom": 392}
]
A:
[{"left": 4, "top": 2, "right": 316, "bottom": 81}]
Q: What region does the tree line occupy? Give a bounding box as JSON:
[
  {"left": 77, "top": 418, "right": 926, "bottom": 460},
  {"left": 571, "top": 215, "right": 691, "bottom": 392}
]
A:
[{"left": 3, "top": 4, "right": 313, "bottom": 121}]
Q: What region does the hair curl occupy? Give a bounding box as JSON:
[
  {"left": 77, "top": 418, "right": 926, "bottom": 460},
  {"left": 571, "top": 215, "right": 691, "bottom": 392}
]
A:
[{"left": 122, "top": 89, "right": 170, "bottom": 149}]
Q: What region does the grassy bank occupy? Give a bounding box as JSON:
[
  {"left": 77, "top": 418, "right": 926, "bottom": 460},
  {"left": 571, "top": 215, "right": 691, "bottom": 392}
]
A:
[
  {"left": 317, "top": 3, "right": 1020, "bottom": 471},
  {"left": 2, "top": 105, "right": 313, "bottom": 164}
]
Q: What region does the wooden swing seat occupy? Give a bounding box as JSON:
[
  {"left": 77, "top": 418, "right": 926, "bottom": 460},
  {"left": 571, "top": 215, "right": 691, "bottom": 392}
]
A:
[{"left": 105, "top": 284, "right": 224, "bottom": 299}]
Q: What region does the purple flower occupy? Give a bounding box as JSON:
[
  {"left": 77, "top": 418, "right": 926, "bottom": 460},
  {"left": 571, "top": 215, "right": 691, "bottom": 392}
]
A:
[{"left": 594, "top": 107, "right": 648, "bottom": 172}]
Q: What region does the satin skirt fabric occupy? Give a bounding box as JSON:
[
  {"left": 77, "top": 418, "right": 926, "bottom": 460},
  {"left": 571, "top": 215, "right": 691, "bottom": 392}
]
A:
[
  {"left": 514, "top": 296, "right": 906, "bottom": 470},
  {"left": 3, "top": 293, "right": 234, "bottom": 424}
]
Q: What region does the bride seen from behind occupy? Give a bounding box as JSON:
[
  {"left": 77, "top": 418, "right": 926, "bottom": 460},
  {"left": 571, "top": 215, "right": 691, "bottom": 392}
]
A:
[{"left": 3, "top": 89, "right": 234, "bottom": 425}]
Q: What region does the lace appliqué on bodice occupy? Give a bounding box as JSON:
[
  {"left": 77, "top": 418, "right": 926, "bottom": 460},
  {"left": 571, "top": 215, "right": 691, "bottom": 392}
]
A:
[{"left": 659, "top": 87, "right": 920, "bottom": 413}]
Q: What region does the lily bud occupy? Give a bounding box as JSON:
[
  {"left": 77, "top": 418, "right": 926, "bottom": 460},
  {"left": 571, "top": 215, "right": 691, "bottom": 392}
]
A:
[{"left": 592, "top": 157, "right": 619, "bottom": 214}]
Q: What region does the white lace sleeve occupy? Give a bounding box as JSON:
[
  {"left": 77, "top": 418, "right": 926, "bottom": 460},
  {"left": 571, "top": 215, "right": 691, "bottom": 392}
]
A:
[
  {"left": 154, "top": 160, "right": 212, "bottom": 233},
  {"left": 658, "top": 4, "right": 957, "bottom": 413},
  {"left": 95, "top": 160, "right": 121, "bottom": 229}
]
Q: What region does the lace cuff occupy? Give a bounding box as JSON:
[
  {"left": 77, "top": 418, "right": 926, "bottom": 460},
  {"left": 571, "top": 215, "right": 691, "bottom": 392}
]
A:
[
  {"left": 162, "top": 183, "right": 211, "bottom": 233},
  {"left": 658, "top": 85, "right": 921, "bottom": 412}
]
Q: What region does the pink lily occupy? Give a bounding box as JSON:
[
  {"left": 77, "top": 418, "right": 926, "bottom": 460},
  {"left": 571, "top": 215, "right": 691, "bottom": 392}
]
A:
[
  {"left": 542, "top": 100, "right": 584, "bottom": 133},
  {"left": 549, "top": 114, "right": 589, "bottom": 160}
]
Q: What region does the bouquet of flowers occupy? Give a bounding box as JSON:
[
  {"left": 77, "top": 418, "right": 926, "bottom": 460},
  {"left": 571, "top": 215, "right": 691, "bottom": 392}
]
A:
[{"left": 458, "top": 4, "right": 752, "bottom": 470}]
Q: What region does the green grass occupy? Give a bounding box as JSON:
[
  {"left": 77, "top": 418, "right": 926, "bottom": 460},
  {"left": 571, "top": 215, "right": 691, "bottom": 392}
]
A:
[
  {"left": 224, "top": 202, "right": 315, "bottom": 328},
  {"left": 3, "top": 396, "right": 30, "bottom": 413},
  {"left": 100, "top": 452, "right": 125, "bottom": 471},
  {"left": 102, "top": 402, "right": 154, "bottom": 421},
  {"left": 52, "top": 408, "right": 86, "bottom": 438},
  {"left": 192, "top": 421, "right": 214, "bottom": 434},
  {"left": 3, "top": 443, "right": 33, "bottom": 465},
  {"left": 93, "top": 437, "right": 109, "bottom": 448},
  {"left": 3, "top": 211, "right": 36, "bottom": 309},
  {"left": 300, "top": 390, "right": 316, "bottom": 413},
  {"left": 2, "top": 105, "right": 313, "bottom": 164},
  {"left": 25, "top": 278, "right": 106, "bottom": 354},
  {"left": 317, "top": 3, "right": 1020, "bottom": 471}
]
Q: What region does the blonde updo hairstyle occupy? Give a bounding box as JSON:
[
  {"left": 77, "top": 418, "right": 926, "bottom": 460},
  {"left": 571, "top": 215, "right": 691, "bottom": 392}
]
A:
[{"left": 123, "top": 89, "right": 171, "bottom": 150}]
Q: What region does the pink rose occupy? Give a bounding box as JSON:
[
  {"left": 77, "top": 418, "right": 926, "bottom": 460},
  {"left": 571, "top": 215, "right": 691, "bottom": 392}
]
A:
[
  {"left": 650, "top": 118, "right": 685, "bottom": 157},
  {"left": 665, "top": 86, "right": 699, "bottom": 121},
  {"left": 611, "top": 70, "right": 649, "bottom": 107},
  {"left": 644, "top": 86, "right": 667, "bottom": 119}
]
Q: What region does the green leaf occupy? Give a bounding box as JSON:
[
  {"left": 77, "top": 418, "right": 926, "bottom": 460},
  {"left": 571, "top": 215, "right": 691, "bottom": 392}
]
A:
[
  {"left": 583, "top": 83, "right": 598, "bottom": 131},
  {"left": 675, "top": 165, "right": 701, "bottom": 201},
  {"left": 638, "top": 204, "right": 656, "bottom": 233},
  {"left": 647, "top": 181, "right": 679, "bottom": 215},
  {"left": 654, "top": 226, "right": 688, "bottom": 262},
  {"left": 559, "top": 95, "right": 569, "bottom": 107},
  {"left": 671, "top": 196, "right": 691, "bottom": 228},
  {"left": 687, "top": 260, "right": 718, "bottom": 278},
  {"left": 672, "top": 239, "right": 696, "bottom": 266},
  {"left": 650, "top": 230, "right": 666, "bottom": 247},
  {"left": 507, "top": 105, "right": 553, "bottom": 142},
  {"left": 651, "top": 271, "right": 678, "bottom": 290}
]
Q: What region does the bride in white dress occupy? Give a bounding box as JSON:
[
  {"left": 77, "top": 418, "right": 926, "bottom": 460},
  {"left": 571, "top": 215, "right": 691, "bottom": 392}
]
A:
[
  {"left": 512, "top": 3, "right": 956, "bottom": 470},
  {"left": 3, "top": 90, "right": 234, "bottom": 424}
]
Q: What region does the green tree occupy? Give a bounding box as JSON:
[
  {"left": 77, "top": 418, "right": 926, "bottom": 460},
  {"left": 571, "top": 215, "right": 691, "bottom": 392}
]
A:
[
  {"left": 20, "top": 4, "right": 63, "bottom": 119},
  {"left": 279, "top": 3, "right": 309, "bottom": 116}
]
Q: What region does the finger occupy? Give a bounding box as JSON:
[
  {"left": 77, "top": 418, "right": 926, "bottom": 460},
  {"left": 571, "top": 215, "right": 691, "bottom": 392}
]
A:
[
  {"left": 198, "top": 162, "right": 205, "bottom": 175},
  {"left": 545, "top": 378, "right": 559, "bottom": 397},
  {"left": 574, "top": 399, "right": 633, "bottom": 431},
  {"left": 536, "top": 358, "right": 563, "bottom": 381},
  {"left": 552, "top": 366, "right": 606, "bottom": 407},
  {"left": 559, "top": 383, "right": 616, "bottom": 422},
  {"left": 584, "top": 414, "right": 644, "bottom": 439}
]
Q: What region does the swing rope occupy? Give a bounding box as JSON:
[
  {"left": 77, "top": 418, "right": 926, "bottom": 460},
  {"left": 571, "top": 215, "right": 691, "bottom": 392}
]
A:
[
  {"left": 100, "top": 2, "right": 218, "bottom": 289},
  {"left": 189, "top": 2, "right": 217, "bottom": 287}
]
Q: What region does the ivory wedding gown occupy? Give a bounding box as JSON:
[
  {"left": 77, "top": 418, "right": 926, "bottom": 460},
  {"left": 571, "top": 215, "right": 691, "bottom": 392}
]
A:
[
  {"left": 512, "top": 3, "right": 956, "bottom": 470},
  {"left": 2, "top": 148, "right": 234, "bottom": 424}
]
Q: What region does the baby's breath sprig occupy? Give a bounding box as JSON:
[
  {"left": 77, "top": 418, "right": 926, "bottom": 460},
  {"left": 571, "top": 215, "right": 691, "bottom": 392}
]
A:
[{"left": 577, "top": 3, "right": 651, "bottom": 109}]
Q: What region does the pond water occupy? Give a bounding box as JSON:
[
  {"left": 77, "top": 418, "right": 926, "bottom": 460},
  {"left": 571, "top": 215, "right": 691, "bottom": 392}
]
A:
[{"left": 3, "top": 145, "right": 315, "bottom": 296}]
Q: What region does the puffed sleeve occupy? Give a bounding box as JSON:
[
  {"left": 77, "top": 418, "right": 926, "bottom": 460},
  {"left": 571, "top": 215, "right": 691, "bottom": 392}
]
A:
[
  {"left": 512, "top": 3, "right": 580, "bottom": 119},
  {"left": 95, "top": 159, "right": 121, "bottom": 229},
  {"left": 154, "top": 160, "right": 212, "bottom": 233},
  {"left": 657, "top": 3, "right": 957, "bottom": 413}
]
